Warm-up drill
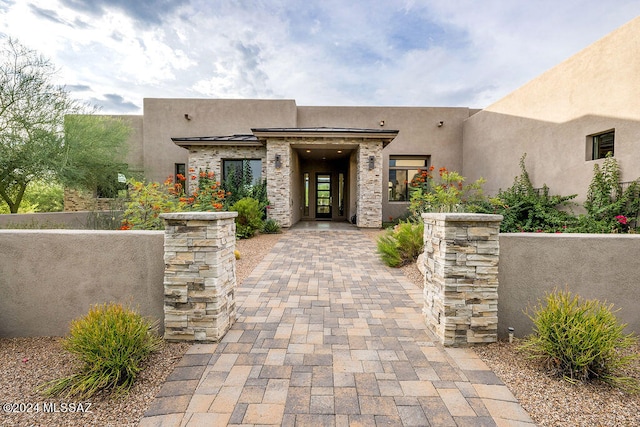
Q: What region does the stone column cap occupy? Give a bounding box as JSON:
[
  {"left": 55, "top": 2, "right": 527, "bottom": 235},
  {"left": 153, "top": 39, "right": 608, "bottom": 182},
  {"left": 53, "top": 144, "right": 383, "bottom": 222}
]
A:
[
  {"left": 421, "top": 212, "right": 503, "bottom": 222},
  {"left": 161, "top": 211, "right": 238, "bottom": 220}
]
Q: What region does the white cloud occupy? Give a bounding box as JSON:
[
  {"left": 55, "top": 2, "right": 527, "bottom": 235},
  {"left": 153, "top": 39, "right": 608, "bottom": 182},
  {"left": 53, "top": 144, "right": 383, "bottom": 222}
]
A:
[{"left": 0, "top": 0, "right": 636, "bottom": 113}]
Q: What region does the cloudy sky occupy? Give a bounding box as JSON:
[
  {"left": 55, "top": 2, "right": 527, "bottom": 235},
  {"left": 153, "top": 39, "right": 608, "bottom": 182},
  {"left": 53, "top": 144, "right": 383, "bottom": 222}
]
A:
[{"left": 0, "top": 0, "right": 637, "bottom": 114}]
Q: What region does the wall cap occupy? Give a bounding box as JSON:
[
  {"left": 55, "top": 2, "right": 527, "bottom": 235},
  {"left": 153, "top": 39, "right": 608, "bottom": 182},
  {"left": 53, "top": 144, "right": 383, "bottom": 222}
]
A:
[
  {"left": 160, "top": 212, "right": 238, "bottom": 221},
  {"left": 422, "top": 213, "right": 503, "bottom": 222}
]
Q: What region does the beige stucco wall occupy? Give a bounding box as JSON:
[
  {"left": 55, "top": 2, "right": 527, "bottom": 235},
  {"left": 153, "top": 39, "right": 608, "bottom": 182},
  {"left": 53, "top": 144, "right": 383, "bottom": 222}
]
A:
[
  {"left": 0, "top": 230, "right": 164, "bottom": 337},
  {"left": 142, "top": 99, "right": 297, "bottom": 183},
  {"left": 463, "top": 16, "right": 640, "bottom": 204},
  {"left": 0, "top": 211, "right": 122, "bottom": 229},
  {"left": 498, "top": 233, "right": 640, "bottom": 339}
]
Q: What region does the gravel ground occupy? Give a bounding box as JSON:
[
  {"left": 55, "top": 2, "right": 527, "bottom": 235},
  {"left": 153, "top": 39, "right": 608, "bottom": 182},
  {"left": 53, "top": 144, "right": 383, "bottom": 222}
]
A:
[
  {"left": 0, "top": 337, "right": 190, "bottom": 427},
  {"left": 0, "top": 232, "right": 285, "bottom": 427}
]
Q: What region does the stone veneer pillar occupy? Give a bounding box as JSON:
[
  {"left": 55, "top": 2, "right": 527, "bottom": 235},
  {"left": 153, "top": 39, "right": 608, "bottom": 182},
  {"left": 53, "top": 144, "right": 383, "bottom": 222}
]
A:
[
  {"left": 161, "top": 211, "right": 238, "bottom": 342},
  {"left": 265, "top": 139, "right": 292, "bottom": 227},
  {"left": 422, "top": 213, "right": 503, "bottom": 346},
  {"left": 356, "top": 141, "right": 383, "bottom": 228}
]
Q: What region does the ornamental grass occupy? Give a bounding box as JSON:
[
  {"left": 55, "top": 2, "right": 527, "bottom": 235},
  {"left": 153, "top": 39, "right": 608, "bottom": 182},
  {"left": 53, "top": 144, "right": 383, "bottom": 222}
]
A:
[{"left": 40, "top": 303, "right": 162, "bottom": 399}]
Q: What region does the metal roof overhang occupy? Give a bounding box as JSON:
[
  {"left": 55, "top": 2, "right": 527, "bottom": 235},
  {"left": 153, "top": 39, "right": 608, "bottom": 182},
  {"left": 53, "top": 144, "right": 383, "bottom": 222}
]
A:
[
  {"left": 172, "top": 127, "right": 399, "bottom": 149},
  {"left": 171, "top": 134, "right": 263, "bottom": 148},
  {"left": 251, "top": 127, "right": 399, "bottom": 148}
]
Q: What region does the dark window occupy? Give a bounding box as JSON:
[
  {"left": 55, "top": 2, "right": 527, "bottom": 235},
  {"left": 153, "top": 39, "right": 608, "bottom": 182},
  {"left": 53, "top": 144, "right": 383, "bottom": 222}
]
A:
[
  {"left": 223, "top": 159, "right": 262, "bottom": 185},
  {"left": 175, "top": 163, "right": 186, "bottom": 193},
  {"left": 388, "top": 156, "right": 429, "bottom": 201},
  {"left": 591, "top": 131, "right": 615, "bottom": 160}
]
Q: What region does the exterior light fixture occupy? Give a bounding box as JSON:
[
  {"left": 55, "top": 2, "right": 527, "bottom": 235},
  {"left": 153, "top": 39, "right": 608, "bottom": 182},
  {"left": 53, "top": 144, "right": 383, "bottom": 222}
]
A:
[
  {"left": 337, "top": 150, "right": 342, "bottom": 154},
  {"left": 184, "top": 114, "right": 192, "bottom": 120},
  {"left": 306, "top": 149, "right": 311, "bottom": 153},
  {"left": 437, "top": 121, "right": 444, "bottom": 127},
  {"left": 368, "top": 155, "right": 375, "bottom": 170},
  {"left": 379, "top": 120, "right": 385, "bottom": 126},
  {"left": 275, "top": 154, "right": 282, "bottom": 168}
]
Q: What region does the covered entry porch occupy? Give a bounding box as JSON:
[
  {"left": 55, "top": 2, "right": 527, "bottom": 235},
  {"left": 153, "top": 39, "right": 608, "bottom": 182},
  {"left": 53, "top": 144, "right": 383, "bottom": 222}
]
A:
[{"left": 254, "top": 127, "right": 398, "bottom": 228}]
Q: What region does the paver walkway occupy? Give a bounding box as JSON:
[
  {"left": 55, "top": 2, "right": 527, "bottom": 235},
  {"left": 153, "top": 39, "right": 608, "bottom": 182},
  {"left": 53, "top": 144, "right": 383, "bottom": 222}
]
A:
[{"left": 140, "top": 224, "right": 535, "bottom": 426}]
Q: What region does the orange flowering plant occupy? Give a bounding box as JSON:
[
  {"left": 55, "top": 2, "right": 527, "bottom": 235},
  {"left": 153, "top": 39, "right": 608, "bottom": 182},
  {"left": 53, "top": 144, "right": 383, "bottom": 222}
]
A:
[
  {"left": 120, "top": 169, "right": 227, "bottom": 230},
  {"left": 408, "top": 166, "right": 486, "bottom": 215},
  {"left": 184, "top": 169, "right": 227, "bottom": 212},
  {"left": 120, "top": 178, "right": 183, "bottom": 230}
]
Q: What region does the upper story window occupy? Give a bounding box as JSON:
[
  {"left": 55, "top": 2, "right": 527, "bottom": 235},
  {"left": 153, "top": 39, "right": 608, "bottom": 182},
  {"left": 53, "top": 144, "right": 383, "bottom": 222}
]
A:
[
  {"left": 590, "top": 130, "right": 615, "bottom": 160},
  {"left": 388, "top": 156, "right": 429, "bottom": 202}
]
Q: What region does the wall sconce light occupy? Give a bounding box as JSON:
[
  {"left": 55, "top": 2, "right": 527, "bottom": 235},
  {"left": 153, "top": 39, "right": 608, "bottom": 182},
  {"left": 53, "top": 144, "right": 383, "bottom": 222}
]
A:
[
  {"left": 184, "top": 114, "right": 192, "bottom": 120},
  {"left": 437, "top": 121, "right": 444, "bottom": 127},
  {"left": 379, "top": 120, "right": 385, "bottom": 126},
  {"left": 368, "top": 155, "right": 375, "bottom": 170},
  {"left": 275, "top": 154, "right": 282, "bottom": 169}
]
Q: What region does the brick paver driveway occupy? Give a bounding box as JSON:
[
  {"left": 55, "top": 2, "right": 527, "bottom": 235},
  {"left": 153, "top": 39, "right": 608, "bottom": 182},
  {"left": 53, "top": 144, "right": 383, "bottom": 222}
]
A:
[{"left": 140, "top": 224, "right": 534, "bottom": 426}]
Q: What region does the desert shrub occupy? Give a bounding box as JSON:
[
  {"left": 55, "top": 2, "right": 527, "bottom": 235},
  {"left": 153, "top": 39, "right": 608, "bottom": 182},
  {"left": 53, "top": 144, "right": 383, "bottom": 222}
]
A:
[
  {"left": 41, "top": 303, "right": 162, "bottom": 398},
  {"left": 377, "top": 220, "right": 424, "bottom": 267},
  {"left": 490, "top": 154, "right": 577, "bottom": 232},
  {"left": 231, "top": 197, "right": 264, "bottom": 239},
  {"left": 120, "top": 179, "right": 183, "bottom": 230},
  {"left": 262, "top": 218, "right": 281, "bottom": 234},
  {"left": 519, "top": 290, "right": 638, "bottom": 391},
  {"left": 571, "top": 155, "right": 640, "bottom": 233},
  {"left": 120, "top": 170, "right": 227, "bottom": 230},
  {"left": 409, "top": 166, "right": 487, "bottom": 216}
]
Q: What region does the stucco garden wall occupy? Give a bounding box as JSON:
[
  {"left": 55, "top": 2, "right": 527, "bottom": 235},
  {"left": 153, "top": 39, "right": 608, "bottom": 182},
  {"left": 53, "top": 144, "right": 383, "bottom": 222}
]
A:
[
  {"left": 498, "top": 233, "right": 640, "bottom": 339},
  {"left": 0, "top": 211, "right": 122, "bottom": 229},
  {"left": 0, "top": 230, "right": 164, "bottom": 337}
]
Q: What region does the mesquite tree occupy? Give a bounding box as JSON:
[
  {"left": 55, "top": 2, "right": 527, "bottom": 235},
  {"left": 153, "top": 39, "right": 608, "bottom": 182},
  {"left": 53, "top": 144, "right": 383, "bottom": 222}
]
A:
[{"left": 0, "top": 38, "right": 129, "bottom": 213}]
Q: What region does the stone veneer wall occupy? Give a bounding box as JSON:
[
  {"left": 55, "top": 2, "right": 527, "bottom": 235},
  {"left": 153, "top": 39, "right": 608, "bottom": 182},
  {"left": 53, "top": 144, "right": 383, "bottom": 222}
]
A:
[
  {"left": 187, "top": 145, "right": 267, "bottom": 193},
  {"left": 356, "top": 141, "right": 383, "bottom": 228},
  {"left": 161, "top": 211, "right": 238, "bottom": 342},
  {"left": 422, "top": 213, "right": 503, "bottom": 346},
  {"left": 265, "top": 139, "right": 292, "bottom": 227},
  {"left": 64, "top": 188, "right": 115, "bottom": 212}
]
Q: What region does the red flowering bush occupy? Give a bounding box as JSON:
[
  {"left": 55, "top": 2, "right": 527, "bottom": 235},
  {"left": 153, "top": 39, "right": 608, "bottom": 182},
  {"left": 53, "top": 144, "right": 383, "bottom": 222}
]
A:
[{"left": 408, "top": 166, "right": 486, "bottom": 215}]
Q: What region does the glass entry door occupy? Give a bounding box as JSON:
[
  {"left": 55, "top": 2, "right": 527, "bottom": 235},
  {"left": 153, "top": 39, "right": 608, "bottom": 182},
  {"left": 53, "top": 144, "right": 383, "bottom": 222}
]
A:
[{"left": 316, "top": 174, "right": 332, "bottom": 219}]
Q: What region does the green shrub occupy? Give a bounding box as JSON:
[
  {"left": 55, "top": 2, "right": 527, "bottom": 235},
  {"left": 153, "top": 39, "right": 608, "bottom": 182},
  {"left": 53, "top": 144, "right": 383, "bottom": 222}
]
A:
[
  {"left": 231, "top": 197, "right": 264, "bottom": 239},
  {"left": 409, "top": 166, "right": 487, "bottom": 216},
  {"left": 491, "top": 154, "right": 577, "bottom": 232},
  {"left": 572, "top": 155, "right": 640, "bottom": 233},
  {"left": 519, "top": 290, "right": 639, "bottom": 391},
  {"left": 41, "top": 303, "right": 162, "bottom": 399},
  {"left": 376, "top": 231, "right": 403, "bottom": 267},
  {"left": 262, "top": 218, "right": 281, "bottom": 234},
  {"left": 376, "top": 220, "right": 424, "bottom": 267}
]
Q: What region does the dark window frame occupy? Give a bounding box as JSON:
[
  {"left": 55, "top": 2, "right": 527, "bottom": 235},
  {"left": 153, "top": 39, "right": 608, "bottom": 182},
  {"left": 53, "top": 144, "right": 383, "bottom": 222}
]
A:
[
  {"left": 222, "top": 159, "right": 262, "bottom": 185},
  {"left": 388, "top": 156, "right": 430, "bottom": 202},
  {"left": 590, "top": 130, "right": 615, "bottom": 160}
]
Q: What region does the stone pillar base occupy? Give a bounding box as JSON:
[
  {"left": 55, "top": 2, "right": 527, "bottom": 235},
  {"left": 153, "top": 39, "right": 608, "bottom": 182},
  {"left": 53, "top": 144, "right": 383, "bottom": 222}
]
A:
[
  {"left": 161, "top": 212, "right": 238, "bottom": 342},
  {"left": 422, "top": 213, "right": 503, "bottom": 346}
]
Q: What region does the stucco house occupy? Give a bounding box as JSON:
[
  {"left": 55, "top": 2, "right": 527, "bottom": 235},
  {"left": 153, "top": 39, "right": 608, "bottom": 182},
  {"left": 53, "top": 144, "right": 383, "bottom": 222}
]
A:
[{"left": 66, "top": 15, "right": 640, "bottom": 228}]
